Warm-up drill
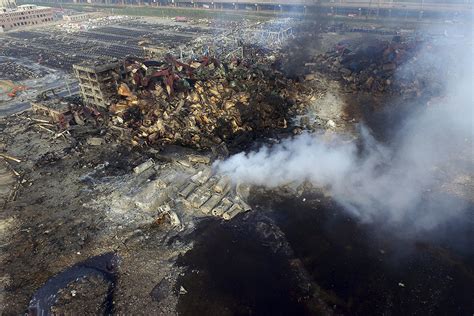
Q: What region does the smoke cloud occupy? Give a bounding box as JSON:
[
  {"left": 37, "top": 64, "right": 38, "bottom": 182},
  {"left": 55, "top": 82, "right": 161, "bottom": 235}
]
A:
[{"left": 214, "top": 34, "right": 473, "bottom": 231}]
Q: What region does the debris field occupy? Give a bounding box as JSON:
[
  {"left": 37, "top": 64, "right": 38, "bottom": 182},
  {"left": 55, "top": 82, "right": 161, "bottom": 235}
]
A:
[{"left": 0, "top": 12, "right": 473, "bottom": 316}]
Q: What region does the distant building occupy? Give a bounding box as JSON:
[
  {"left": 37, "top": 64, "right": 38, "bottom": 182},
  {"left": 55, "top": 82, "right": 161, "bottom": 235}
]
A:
[
  {"left": 0, "top": 0, "right": 16, "bottom": 10},
  {"left": 0, "top": 4, "right": 54, "bottom": 32}
]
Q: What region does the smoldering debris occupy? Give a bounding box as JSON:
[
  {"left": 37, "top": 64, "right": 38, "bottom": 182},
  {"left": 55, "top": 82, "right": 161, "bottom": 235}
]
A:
[
  {"left": 105, "top": 19, "right": 311, "bottom": 151},
  {"left": 307, "top": 35, "right": 452, "bottom": 99},
  {"left": 1, "top": 14, "right": 473, "bottom": 315},
  {"left": 109, "top": 53, "right": 304, "bottom": 151},
  {"left": 87, "top": 153, "right": 252, "bottom": 229},
  {"left": 215, "top": 34, "right": 474, "bottom": 231}
]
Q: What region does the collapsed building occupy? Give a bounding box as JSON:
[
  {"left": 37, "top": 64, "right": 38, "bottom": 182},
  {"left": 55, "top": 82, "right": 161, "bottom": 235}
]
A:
[
  {"left": 71, "top": 19, "right": 308, "bottom": 151},
  {"left": 73, "top": 53, "right": 309, "bottom": 151}
]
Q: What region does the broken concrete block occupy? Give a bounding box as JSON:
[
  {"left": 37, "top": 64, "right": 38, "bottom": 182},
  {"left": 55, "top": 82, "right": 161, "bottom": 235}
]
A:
[
  {"left": 188, "top": 155, "right": 211, "bottom": 164},
  {"left": 200, "top": 194, "right": 222, "bottom": 214},
  {"left": 326, "top": 120, "right": 336, "bottom": 128},
  {"left": 160, "top": 204, "right": 171, "bottom": 213},
  {"left": 179, "top": 182, "right": 198, "bottom": 198},
  {"left": 222, "top": 204, "right": 243, "bottom": 220},
  {"left": 214, "top": 176, "right": 230, "bottom": 193},
  {"left": 156, "top": 205, "right": 180, "bottom": 228},
  {"left": 133, "top": 158, "right": 155, "bottom": 174},
  {"left": 179, "top": 286, "right": 188, "bottom": 295},
  {"left": 167, "top": 210, "right": 181, "bottom": 227},
  {"left": 86, "top": 137, "right": 105, "bottom": 146},
  {"left": 211, "top": 197, "right": 233, "bottom": 217},
  {"left": 190, "top": 169, "right": 211, "bottom": 184}
]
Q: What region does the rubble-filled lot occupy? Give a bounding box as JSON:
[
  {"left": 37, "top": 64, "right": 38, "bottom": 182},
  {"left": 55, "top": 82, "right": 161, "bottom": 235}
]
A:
[
  {"left": 111, "top": 55, "right": 299, "bottom": 150},
  {"left": 1, "top": 14, "right": 473, "bottom": 315},
  {"left": 0, "top": 56, "right": 77, "bottom": 118}
]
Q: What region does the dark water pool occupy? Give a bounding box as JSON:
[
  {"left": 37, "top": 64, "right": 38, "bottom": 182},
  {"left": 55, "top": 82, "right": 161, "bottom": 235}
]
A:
[{"left": 176, "top": 191, "right": 474, "bottom": 315}]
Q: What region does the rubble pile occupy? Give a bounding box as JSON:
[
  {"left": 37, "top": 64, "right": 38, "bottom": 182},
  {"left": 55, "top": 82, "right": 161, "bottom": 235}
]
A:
[
  {"left": 109, "top": 53, "right": 309, "bottom": 150},
  {"left": 31, "top": 96, "right": 102, "bottom": 130},
  {"left": 60, "top": 14, "right": 136, "bottom": 32},
  {"left": 121, "top": 20, "right": 215, "bottom": 35},
  {"left": 309, "top": 36, "right": 437, "bottom": 97},
  {"left": 158, "top": 160, "right": 252, "bottom": 222},
  {"left": 89, "top": 154, "right": 252, "bottom": 229},
  {"left": 164, "top": 19, "right": 293, "bottom": 66}
]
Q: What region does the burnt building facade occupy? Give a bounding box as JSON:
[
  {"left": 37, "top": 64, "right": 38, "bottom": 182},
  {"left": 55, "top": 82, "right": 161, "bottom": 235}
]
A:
[{"left": 73, "top": 61, "right": 124, "bottom": 108}]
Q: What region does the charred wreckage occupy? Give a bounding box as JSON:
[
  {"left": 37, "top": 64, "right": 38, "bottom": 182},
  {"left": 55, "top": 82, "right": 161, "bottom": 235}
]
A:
[
  {"left": 1, "top": 13, "right": 471, "bottom": 315},
  {"left": 6, "top": 20, "right": 443, "bottom": 220},
  {"left": 2, "top": 17, "right": 445, "bottom": 217}
]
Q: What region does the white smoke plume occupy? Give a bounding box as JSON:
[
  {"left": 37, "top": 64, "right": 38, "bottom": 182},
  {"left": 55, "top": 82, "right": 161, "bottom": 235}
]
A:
[{"left": 215, "top": 34, "right": 473, "bottom": 231}]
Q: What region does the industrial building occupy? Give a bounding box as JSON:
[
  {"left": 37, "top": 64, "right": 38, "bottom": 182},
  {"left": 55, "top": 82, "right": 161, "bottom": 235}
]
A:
[{"left": 0, "top": 0, "right": 53, "bottom": 32}]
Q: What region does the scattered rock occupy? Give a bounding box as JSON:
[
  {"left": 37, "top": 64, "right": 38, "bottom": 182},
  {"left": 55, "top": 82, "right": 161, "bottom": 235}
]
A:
[{"left": 86, "top": 137, "right": 105, "bottom": 146}]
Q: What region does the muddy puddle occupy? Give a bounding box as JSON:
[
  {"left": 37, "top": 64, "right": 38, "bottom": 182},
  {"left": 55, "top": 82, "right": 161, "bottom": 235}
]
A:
[{"left": 176, "top": 191, "right": 474, "bottom": 315}]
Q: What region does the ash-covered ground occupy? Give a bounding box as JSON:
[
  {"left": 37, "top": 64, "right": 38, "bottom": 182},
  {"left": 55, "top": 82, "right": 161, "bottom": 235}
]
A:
[{"left": 0, "top": 14, "right": 473, "bottom": 315}]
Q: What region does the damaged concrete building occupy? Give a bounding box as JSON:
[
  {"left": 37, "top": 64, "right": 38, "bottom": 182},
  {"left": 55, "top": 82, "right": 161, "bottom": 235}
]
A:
[
  {"left": 0, "top": 1, "right": 54, "bottom": 32},
  {"left": 73, "top": 61, "right": 124, "bottom": 108}
]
